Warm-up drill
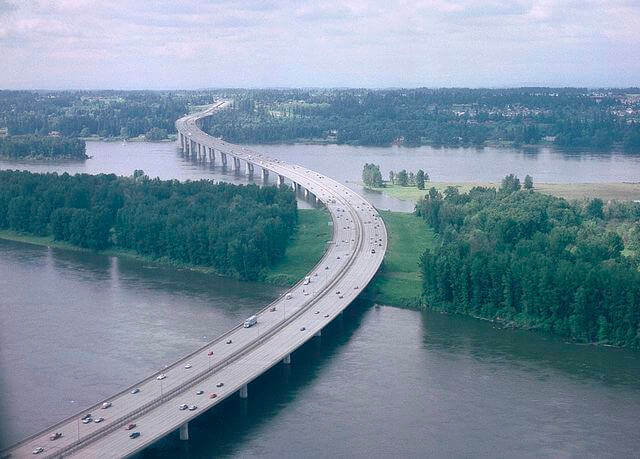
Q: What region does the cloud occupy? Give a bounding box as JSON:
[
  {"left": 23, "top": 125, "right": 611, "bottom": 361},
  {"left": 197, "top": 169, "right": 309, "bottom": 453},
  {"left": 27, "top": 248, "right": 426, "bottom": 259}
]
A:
[{"left": 0, "top": 0, "right": 638, "bottom": 89}]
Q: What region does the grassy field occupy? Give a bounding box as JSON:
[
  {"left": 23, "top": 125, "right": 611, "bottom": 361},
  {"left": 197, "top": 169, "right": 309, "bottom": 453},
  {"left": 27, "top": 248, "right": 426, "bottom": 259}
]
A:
[
  {"left": 368, "top": 182, "right": 640, "bottom": 203},
  {"left": 262, "top": 208, "right": 332, "bottom": 285},
  {"left": 364, "top": 210, "right": 437, "bottom": 307}
]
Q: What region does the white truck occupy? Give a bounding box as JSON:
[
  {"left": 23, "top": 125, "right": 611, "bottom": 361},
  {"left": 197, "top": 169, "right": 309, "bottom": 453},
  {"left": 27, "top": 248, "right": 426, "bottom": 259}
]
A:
[
  {"left": 303, "top": 276, "right": 311, "bottom": 285},
  {"left": 243, "top": 315, "right": 258, "bottom": 328}
]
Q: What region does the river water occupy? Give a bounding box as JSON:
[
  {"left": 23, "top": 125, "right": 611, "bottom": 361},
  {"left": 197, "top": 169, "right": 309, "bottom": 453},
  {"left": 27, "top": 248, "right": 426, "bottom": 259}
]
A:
[{"left": 2, "top": 142, "right": 640, "bottom": 457}]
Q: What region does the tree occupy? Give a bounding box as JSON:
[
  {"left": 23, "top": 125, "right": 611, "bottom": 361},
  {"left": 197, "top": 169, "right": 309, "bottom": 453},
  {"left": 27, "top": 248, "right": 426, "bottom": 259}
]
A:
[
  {"left": 500, "top": 174, "right": 521, "bottom": 193},
  {"left": 396, "top": 169, "right": 409, "bottom": 186},
  {"left": 362, "top": 163, "right": 383, "bottom": 188},
  {"left": 586, "top": 198, "right": 604, "bottom": 219},
  {"left": 389, "top": 171, "right": 395, "bottom": 185},
  {"left": 524, "top": 175, "right": 534, "bottom": 190},
  {"left": 416, "top": 169, "right": 426, "bottom": 190}
]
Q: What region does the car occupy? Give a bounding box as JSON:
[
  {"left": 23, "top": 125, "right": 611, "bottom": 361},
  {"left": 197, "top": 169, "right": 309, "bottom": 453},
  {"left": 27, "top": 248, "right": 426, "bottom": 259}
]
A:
[
  {"left": 178, "top": 404, "right": 188, "bottom": 411},
  {"left": 184, "top": 363, "right": 192, "bottom": 369},
  {"left": 94, "top": 417, "right": 104, "bottom": 423},
  {"left": 49, "top": 432, "right": 62, "bottom": 441},
  {"left": 339, "top": 295, "right": 344, "bottom": 299},
  {"left": 371, "top": 249, "right": 376, "bottom": 254},
  {"left": 82, "top": 418, "right": 92, "bottom": 424},
  {"left": 354, "top": 286, "right": 359, "bottom": 289},
  {"left": 131, "top": 388, "right": 140, "bottom": 394},
  {"left": 125, "top": 423, "right": 137, "bottom": 430},
  {"left": 81, "top": 413, "right": 92, "bottom": 420},
  {"left": 336, "top": 256, "right": 341, "bottom": 259},
  {"left": 129, "top": 432, "right": 141, "bottom": 439},
  {"left": 188, "top": 405, "right": 197, "bottom": 411},
  {"left": 336, "top": 291, "right": 340, "bottom": 295},
  {"left": 300, "top": 327, "right": 306, "bottom": 331},
  {"left": 102, "top": 402, "right": 112, "bottom": 409},
  {"left": 324, "top": 314, "right": 330, "bottom": 318},
  {"left": 157, "top": 374, "right": 166, "bottom": 380},
  {"left": 32, "top": 447, "right": 44, "bottom": 455},
  {"left": 226, "top": 339, "right": 232, "bottom": 344},
  {"left": 216, "top": 382, "right": 224, "bottom": 388},
  {"left": 270, "top": 306, "right": 277, "bottom": 312},
  {"left": 196, "top": 390, "right": 204, "bottom": 395},
  {"left": 209, "top": 393, "right": 218, "bottom": 399},
  {"left": 325, "top": 266, "right": 329, "bottom": 270},
  {"left": 207, "top": 351, "right": 213, "bottom": 356},
  {"left": 315, "top": 311, "right": 320, "bottom": 314}
]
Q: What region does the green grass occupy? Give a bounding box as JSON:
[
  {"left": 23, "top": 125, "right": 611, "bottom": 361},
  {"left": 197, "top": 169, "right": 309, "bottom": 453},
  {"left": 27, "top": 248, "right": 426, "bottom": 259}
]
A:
[
  {"left": 368, "top": 181, "right": 640, "bottom": 203},
  {"left": 366, "top": 210, "right": 437, "bottom": 307},
  {"left": 262, "top": 208, "right": 332, "bottom": 285}
]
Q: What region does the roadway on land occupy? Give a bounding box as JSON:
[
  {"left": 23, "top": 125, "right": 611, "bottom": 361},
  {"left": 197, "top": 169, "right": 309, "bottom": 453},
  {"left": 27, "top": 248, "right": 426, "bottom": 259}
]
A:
[{"left": 3, "top": 101, "right": 386, "bottom": 458}]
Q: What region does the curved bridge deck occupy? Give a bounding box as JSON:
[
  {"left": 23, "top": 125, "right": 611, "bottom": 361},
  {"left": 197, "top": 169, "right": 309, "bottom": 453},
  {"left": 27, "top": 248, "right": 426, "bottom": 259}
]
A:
[{"left": 3, "top": 101, "right": 387, "bottom": 458}]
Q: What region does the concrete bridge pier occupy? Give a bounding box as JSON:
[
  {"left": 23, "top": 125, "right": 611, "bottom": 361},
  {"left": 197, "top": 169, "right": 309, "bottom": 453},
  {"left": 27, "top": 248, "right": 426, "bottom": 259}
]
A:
[
  {"left": 304, "top": 188, "right": 310, "bottom": 199},
  {"left": 239, "top": 384, "right": 248, "bottom": 398},
  {"left": 261, "top": 168, "right": 269, "bottom": 181},
  {"left": 283, "top": 353, "right": 291, "bottom": 364},
  {"left": 233, "top": 157, "right": 241, "bottom": 171},
  {"left": 278, "top": 175, "right": 285, "bottom": 186},
  {"left": 246, "top": 162, "right": 254, "bottom": 176},
  {"left": 209, "top": 147, "right": 214, "bottom": 162},
  {"left": 188, "top": 139, "right": 194, "bottom": 158},
  {"left": 179, "top": 422, "right": 189, "bottom": 441}
]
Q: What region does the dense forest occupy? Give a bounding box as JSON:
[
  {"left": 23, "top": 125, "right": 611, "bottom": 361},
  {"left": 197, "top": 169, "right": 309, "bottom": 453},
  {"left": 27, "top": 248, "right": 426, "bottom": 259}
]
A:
[
  {"left": 0, "top": 170, "right": 297, "bottom": 280},
  {"left": 416, "top": 177, "right": 640, "bottom": 347},
  {"left": 0, "top": 135, "right": 87, "bottom": 160},
  {"left": 0, "top": 90, "right": 213, "bottom": 139},
  {"left": 2, "top": 89, "right": 639, "bottom": 150},
  {"left": 204, "top": 88, "right": 640, "bottom": 150}
]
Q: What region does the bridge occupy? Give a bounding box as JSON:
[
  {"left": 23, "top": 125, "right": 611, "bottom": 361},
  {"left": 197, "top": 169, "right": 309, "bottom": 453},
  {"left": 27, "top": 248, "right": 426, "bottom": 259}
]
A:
[{"left": 3, "top": 101, "right": 387, "bottom": 458}]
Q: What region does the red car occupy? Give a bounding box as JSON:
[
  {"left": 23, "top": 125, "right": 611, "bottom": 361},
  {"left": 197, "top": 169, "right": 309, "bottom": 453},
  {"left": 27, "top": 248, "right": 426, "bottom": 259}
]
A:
[
  {"left": 209, "top": 393, "right": 217, "bottom": 399},
  {"left": 125, "top": 423, "right": 136, "bottom": 431},
  {"left": 207, "top": 351, "right": 213, "bottom": 356}
]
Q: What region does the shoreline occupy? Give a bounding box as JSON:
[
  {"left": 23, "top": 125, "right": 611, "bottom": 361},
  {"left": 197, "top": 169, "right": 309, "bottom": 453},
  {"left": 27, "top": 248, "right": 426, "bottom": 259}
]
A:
[{"left": 363, "top": 181, "right": 640, "bottom": 202}]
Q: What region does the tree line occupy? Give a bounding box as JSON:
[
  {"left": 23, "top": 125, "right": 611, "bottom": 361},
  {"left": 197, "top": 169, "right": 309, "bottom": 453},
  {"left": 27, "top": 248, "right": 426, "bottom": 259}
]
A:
[
  {"left": 416, "top": 175, "right": 640, "bottom": 348},
  {"left": 203, "top": 88, "right": 640, "bottom": 150},
  {"left": 0, "top": 135, "right": 87, "bottom": 160},
  {"left": 389, "top": 169, "right": 429, "bottom": 189},
  {"left": 0, "top": 170, "right": 298, "bottom": 280}
]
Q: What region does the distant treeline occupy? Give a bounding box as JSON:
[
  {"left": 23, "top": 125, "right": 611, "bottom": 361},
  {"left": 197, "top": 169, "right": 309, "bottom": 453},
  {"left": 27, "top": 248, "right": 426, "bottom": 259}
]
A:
[
  {"left": 0, "top": 170, "right": 297, "bottom": 280},
  {"left": 0, "top": 135, "right": 87, "bottom": 160},
  {"left": 2, "top": 89, "right": 639, "bottom": 150},
  {"left": 416, "top": 176, "right": 640, "bottom": 348},
  {"left": 0, "top": 90, "right": 213, "bottom": 139},
  {"left": 204, "top": 88, "right": 640, "bottom": 150}
]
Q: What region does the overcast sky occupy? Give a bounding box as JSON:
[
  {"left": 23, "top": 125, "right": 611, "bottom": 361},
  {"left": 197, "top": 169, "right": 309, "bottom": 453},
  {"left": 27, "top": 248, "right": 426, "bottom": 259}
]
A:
[{"left": 1, "top": 0, "right": 638, "bottom": 89}]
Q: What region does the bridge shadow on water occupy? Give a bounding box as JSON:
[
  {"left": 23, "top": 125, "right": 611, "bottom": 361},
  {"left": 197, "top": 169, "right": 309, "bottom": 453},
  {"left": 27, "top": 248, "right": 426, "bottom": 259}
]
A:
[{"left": 134, "top": 298, "right": 373, "bottom": 458}]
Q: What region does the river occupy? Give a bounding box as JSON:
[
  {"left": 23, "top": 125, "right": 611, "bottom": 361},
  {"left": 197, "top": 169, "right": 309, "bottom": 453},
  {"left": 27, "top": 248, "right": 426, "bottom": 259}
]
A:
[{"left": 1, "top": 142, "right": 640, "bottom": 457}]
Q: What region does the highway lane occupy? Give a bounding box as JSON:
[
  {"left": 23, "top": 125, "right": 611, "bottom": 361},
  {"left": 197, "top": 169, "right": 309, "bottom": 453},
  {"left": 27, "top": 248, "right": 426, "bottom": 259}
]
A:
[{"left": 2, "top": 102, "right": 386, "bottom": 458}]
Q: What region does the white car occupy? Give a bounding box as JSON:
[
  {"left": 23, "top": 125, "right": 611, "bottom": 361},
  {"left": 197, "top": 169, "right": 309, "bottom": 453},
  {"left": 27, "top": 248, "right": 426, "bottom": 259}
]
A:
[
  {"left": 157, "top": 374, "right": 166, "bottom": 380},
  {"left": 101, "top": 402, "right": 112, "bottom": 409},
  {"left": 184, "top": 363, "right": 192, "bottom": 369},
  {"left": 178, "top": 404, "right": 188, "bottom": 411},
  {"left": 131, "top": 388, "right": 140, "bottom": 394},
  {"left": 32, "top": 447, "right": 44, "bottom": 454},
  {"left": 94, "top": 417, "right": 104, "bottom": 423},
  {"left": 82, "top": 418, "right": 92, "bottom": 424}
]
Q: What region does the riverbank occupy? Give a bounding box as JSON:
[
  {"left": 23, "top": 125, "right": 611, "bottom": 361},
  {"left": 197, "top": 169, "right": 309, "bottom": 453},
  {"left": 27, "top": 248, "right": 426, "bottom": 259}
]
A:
[
  {"left": 0, "top": 208, "right": 429, "bottom": 308},
  {"left": 365, "top": 181, "right": 640, "bottom": 203}
]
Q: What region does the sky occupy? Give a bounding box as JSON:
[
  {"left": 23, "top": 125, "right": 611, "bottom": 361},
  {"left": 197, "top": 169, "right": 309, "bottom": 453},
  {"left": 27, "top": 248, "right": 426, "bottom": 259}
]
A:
[{"left": 0, "top": 0, "right": 638, "bottom": 89}]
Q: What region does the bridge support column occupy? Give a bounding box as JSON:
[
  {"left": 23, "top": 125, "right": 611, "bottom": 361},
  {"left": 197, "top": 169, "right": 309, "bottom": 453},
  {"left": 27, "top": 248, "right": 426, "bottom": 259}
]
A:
[
  {"left": 179, "top": 422, "right": 189, "bottom": 441},
  {"left": 209, "top": 147, "right": 214, "bottom": 162},
  {"left": 239, "top": 384, "right": 248, "bottom": 399},
  {"left": 220, "top": 152, "right": 227, "bottom": 166},
  {"left": 246, "top": 162, "right": 254, "bottom": 176},
  {"left": 315, "top": 329, "right": 322, "bottom": 337},
  {"left": 234, "top": 157, "right": 241, "bottom": 171},
  {"left": 304, "top": 188, "right": 310, "bottom": 199},
  {"left": 283, "top": 353, "right": 291, "bottom": 364},
  {"left": 261, "top": 168, "right": 269, "bottom": 181},
  {"left": 278, "top": 175, "right": 285, "bottom": 186}
]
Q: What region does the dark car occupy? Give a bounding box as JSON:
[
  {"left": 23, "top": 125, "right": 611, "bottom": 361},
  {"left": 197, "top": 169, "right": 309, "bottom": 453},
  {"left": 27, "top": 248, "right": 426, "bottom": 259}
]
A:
[
  {"left": 129, "top": 432, "right": 141, "bottom": 439},
  {"left": 125, "top": 423, "right": 136, "bottom": 431}
]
